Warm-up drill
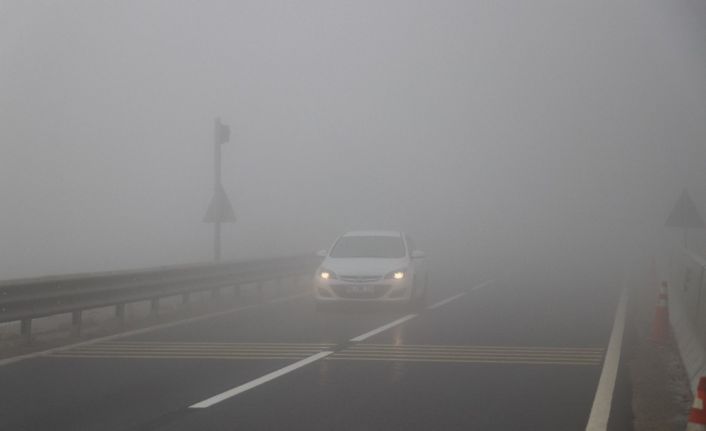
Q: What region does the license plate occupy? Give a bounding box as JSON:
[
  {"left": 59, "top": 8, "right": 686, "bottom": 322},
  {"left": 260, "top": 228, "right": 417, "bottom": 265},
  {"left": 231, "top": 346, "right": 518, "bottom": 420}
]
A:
[{"left": 349, "top": 286, "right": 374, "bottom": 293}]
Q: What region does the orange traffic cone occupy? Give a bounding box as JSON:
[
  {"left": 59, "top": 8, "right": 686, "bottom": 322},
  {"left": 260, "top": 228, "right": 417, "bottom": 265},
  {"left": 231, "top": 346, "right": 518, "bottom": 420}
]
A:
[
  {"left": 687, "top": 377, "right": 706, "bottom": 430},
  {"left": 650, "top": 281, "right": 670, "bottom": 344}
]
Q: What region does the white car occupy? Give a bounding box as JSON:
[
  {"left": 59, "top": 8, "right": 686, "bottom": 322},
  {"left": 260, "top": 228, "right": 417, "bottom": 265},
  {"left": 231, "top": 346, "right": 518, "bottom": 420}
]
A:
[{"left": 314, "top": 231, "right": 428, "bottom": 308}]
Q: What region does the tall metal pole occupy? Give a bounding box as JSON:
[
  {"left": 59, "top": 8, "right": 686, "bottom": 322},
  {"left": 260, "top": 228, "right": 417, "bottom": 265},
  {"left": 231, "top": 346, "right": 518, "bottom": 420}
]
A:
[{"left": 214, "top": 118, "right": 222, "bottom": 262}]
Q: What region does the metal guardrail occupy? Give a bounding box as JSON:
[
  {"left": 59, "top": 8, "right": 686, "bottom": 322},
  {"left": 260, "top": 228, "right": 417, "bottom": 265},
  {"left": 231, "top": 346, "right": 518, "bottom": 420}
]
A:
[{"left": 0, "top": 255, "right": 320, "bottom": 342}]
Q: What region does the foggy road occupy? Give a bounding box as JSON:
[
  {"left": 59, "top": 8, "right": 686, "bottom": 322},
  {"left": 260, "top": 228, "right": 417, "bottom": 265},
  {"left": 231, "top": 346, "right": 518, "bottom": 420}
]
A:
[
  {"left": 0, "top": 264, "right": 629, "bottom": 431},
  {"left": 4, "top": 1, "right": 706, "bottom": 429}
]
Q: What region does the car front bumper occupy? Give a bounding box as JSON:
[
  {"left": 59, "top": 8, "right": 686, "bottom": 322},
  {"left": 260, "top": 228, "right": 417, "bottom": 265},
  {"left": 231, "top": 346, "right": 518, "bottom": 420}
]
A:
[{"left": 313, "top": 278, "right": 413, "bottom": 303}]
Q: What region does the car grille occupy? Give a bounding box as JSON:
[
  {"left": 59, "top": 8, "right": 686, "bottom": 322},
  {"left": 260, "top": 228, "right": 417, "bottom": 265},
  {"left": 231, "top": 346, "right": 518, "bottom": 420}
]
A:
[
  {"left": 338, "top": 275, "right": 382, "bottom": 283},
  {"left": 333, "top": 285, "right": 390, "bottom": 299}
]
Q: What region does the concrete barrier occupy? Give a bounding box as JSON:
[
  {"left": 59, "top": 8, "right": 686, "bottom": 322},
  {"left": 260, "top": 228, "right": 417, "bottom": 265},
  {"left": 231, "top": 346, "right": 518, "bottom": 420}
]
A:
[{"left": 666, "top": 248, "right": 706, "bottom": 393}]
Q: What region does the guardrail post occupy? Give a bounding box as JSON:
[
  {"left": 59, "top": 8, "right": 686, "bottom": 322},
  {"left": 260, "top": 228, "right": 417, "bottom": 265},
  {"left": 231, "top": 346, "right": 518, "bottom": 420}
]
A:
[
  {"left": 150, "top": 298, "right": 159, "bottom": 316},
  {"left": 20, "top": 319, "right": 32, "bottom": 344},
  {"left": 115, "top": 303, "right": 125, "bottom": 324},
  {"left": 72, "top": 310, "right": 83, "bottom": 337}
]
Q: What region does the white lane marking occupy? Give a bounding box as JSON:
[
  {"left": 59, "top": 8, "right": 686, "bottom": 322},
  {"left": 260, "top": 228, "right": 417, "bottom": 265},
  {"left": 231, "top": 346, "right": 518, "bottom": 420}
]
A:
[
  {"left": 427, "top": 279, "right": 494, "bottom": 310},
  {"left": 470, "top": 279, "right": 494, "bottom": 291},
  {"left": 585, "top": 287, "right": 628, "bottom": 431},
  {"left": 348, "top": 279, "right": 494, "bottom": 343},
  {"left": 349, "top": 314, "right": 418, "bottom": 342},
  {"left": 0, "top": 291, "right": 312, "bottom": 368},
  {"left": 427, "top": 293, "right": 466, "bottom": 310},
  {"left": 180, "top": 284, "right": 495, "bottom": 407},
  {"left": 189, "top": 350, "right": 333, "bottom": 408}
]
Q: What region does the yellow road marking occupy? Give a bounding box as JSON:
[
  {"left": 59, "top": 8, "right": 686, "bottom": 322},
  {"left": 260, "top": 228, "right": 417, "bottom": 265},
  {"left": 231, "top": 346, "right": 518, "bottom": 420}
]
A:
[
  {"left": 332, "top": 352, "right": 601, "bottom": 360},
  {"left": 62, "top": 345, "right": 320, "bottom": 353},
  {"left": 53, "top": 350, "right": 317, "bottom": 356},
  {"left": 46, "top": 341, "right": 335, "bottom": 359},
  {"left": 95, "top": 342, "right": 335, "bottom": 347},
  {"left": 64, "top": 347, "right": 602, "bottom": 358},
  {"left": 45, "top": 341, "right": 605, "bottom": 366},
  {"left": 334, "top": 352, "right": 602, "bottom": 360},
  {"left": 346, "top": 347, "right": 603, "bottom": 354},
  {"left": 332, "top": 343, "right": 604, "bottom": 366},
  {"left": 361, "top": 343, "right": 604, "bottom": 352},
  {"left": 327, "top": 356, "right": 600, "bottom": 366},
  {"left": 50, "top": 354, "right": 306, "bottom": 360}
]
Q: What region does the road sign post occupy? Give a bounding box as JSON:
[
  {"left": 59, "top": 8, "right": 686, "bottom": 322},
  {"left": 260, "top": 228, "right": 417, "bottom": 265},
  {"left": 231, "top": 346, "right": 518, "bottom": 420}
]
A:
[{"left": 204, "top": 118, "right": 236, "bottom": 262}]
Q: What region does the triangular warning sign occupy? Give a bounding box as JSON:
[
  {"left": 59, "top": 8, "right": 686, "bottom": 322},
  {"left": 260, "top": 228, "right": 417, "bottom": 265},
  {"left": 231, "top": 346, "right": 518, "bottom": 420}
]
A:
[
  {"left": 203, "top": 185, "right": 236, "bottom": 223},
  {"left": 666, "top": 189, "right": 704, "bottom": 229}
]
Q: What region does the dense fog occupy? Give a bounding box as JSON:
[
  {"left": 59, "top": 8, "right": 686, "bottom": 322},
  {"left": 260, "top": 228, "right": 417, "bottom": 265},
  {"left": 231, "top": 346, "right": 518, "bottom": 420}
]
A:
[{"left": 2, "top": 0, "right": 706, "bottom": 280}]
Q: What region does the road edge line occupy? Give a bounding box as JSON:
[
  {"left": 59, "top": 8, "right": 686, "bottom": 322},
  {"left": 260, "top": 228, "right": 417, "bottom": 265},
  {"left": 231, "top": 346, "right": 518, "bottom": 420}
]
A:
[{"left": 585, "top": 287, "right": 628, "bottom": 431}]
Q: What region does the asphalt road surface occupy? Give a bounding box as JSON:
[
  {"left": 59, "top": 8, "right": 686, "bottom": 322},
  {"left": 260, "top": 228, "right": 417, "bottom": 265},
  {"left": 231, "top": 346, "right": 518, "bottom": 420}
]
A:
[{"left": 0, "top": 261, "right": 629, "bottom": 431}]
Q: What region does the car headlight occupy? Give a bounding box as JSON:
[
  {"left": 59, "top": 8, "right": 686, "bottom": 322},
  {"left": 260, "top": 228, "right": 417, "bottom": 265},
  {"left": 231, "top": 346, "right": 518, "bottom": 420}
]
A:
[
  {"left": 384, "top": 269, "right": 406, "bottom": 280},
  {"left": 319, "top": 269, "right": 337, "bottom": 280}
]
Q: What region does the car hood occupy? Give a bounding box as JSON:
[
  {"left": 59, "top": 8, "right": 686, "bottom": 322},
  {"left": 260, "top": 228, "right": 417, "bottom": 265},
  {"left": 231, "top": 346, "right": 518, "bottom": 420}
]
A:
[{"left": 321, "top": 257, "right": 408, "bottom": 277}]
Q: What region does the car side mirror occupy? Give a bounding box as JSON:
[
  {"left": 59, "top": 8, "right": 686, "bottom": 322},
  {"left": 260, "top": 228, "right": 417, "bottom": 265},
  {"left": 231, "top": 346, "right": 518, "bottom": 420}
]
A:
[
  {"left": 316, "top": 249, "right": 328, "bottom": 258},
  {"left": 411, "top": 250, "right": 426, "bottom": 259}
]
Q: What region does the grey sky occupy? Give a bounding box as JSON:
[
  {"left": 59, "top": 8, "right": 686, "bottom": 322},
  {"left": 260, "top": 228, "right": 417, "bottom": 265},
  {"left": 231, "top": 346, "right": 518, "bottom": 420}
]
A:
[{"left": 1, "top": 0, "right": 706, "bottom": 279}]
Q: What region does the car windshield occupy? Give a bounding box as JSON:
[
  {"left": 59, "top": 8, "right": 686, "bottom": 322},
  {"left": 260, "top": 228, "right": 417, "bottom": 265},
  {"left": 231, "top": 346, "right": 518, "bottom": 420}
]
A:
[{"left": 329, "top": 236, "right": 406, "bottom": 259}]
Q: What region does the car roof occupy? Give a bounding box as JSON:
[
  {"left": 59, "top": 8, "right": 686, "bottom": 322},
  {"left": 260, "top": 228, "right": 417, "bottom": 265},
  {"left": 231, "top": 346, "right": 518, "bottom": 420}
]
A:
[{"left": 342, "top": 230, "right": 403, "bottom": 238}]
